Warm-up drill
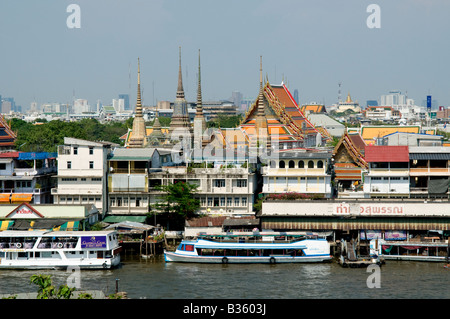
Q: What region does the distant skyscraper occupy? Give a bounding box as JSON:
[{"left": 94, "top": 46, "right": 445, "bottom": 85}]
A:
[
  {"left": 381, "top": 90, "right": 406, "bottom": 106},
  {"left": 293, "top": 89, "right": 299, "bottom": 105},
  {"left": 119, "top": 94, "right": 130, "bottom": 110},
  {"left": 367, "top": 100, "right": 378, "bottom": 107}
]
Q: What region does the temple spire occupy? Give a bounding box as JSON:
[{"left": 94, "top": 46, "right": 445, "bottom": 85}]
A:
[
  {"left": 135, "top": 57, "right": 143, "bottom": 116},
  {"left": 176, "top": 46, "right": 184, "bottom": 99},
  {"left": 196, "top": 49, "right": 203, "bottom": 116},
  {"left": 128, "top": 57, "right": 147, "bottom": 148}
]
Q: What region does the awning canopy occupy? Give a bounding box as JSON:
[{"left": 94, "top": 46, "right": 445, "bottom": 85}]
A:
[
  {"left": 0, "top": 220, "right": 13, "bottom": 230},
  {"left": 102, "top": 215, "right": 147, "bottom": 224},
  {"left": 10, "top": 194, "right": 33, "bottom": 203},
  {"left": 0, "top": 194, "right": 10, "bottom": 202},
  {"left": 9, "top": 219, "right": 81, "bottom": 231},
  {"left": 261, "top": 217, "right": 450, "bottom": 231}
]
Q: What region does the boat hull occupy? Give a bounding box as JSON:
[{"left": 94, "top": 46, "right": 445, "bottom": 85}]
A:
[
  {"left": 0, "top": 255, "right": 121, "bottom": 270},
  {"left": 164, "top": 251, "right": 332, "bottom": 264}
]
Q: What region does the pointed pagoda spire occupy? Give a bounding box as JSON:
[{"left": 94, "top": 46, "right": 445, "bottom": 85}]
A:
[
  {"left": 135, "top": 57, "right": 143, "bottom": 117},
  {"left": 176, "top": 46, "right": 185, "bottom": 99},
  {"left": 128, "top": 57, "right": 147, "bottom": 148},
  {"left": 256, "top": 55, "right": 265, "bottom": 118},
  {"left": 196, "top": 49, "right": 204, "bottom": 117}
]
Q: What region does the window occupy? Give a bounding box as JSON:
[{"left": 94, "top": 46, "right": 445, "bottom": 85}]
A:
[
  {"left": 213, "top": 198, "right": 219, "bottom": 207},
  {"left": 234, "top": 197, "right": 240, "bottom": 206},
  {"left": 89, "top": 147, "right": 94, "bottom": 155},
  {"left": 62, "top": 178, "right": 77, "bottom": 181},
  {"left": 220, "top": 197, "right": 225, "bottom": 206},
  {"left": 67, "top": 161, "right": 72, "bottom": 169},
  {"left": 308, "top": 161, "right": 314, "bottom": 168},
  {"left": 241, "top": 197, "right": 247, "bottom": 206},
  {"left": 298, "top": 161, "right": 304, "bottom": 168},
  {"left": 207, "top": 197, "right": 213, "bottom": 207},
  {"left": 279, "top": 160, "right": 285, "bottom": 168},
  {"left": 214, "top": 179, "right": 225, "bottom": 188},
  {"left": 73, "top": 147, "right": 78, "bottom": 155},
  {"left": 227, "top": 197, "right": 232, "bottom": 206},
  {"left": 89, "top": 161, "right": 94, "bottom": 169},
  {"left": 317, "top": 160, "right": 324, "bottom": 168},
  {"left": 0, "top": 163, "right": 6, "bottom": 170},
  {"left": 81, "top": 178, "right": 86, "bottom": 181},
  {"left": 288, "top": 160, "right": 295, "bottom": 168},
  {"left": 92, "top": 177, "right": 101, "bottom": 181},
  {"left": 270, "top": 160, "right": 276, "bottom": 168},
  {"left": 236, "top": 179, "right": 247, "bottom": 187},
  {"left": 201, "top": 197, "right": 206, "bottom": 207}
]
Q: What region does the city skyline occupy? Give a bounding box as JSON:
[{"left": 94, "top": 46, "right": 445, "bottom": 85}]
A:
[{"left": 1, "top": 0, "right": 449, "bottom": 110}]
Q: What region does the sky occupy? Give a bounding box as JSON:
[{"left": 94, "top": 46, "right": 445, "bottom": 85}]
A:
[{"left": 1, "top": 0, "right": 450, "bottom": 110}]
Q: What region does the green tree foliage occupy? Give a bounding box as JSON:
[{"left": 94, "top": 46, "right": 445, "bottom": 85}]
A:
[
  {"left": 30, "top": 274, "right": 75, "bottom": 299},
  {"left": 10, "top": 118, "right": 129, "bottom": 152},
  {"left": 206, "top": 114, "right": 242, "bottom": 128},
  {"left": 150, "top": 181, "right": 201, "bottom": 230}
]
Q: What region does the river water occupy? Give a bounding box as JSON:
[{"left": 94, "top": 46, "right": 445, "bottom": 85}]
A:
[{"left": 0, "top": 255, "right": 449, "bottom": 300}]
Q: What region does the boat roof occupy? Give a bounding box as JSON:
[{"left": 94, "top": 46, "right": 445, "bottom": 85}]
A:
[
  {"left": 185, "top": 239, "right": 307, "bottom": 250},
  {"left": 0, "top": 230, "right": 117, "bottom": 237}
]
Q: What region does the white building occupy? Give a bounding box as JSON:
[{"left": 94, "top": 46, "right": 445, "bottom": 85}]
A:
[
  {"left": 261, "top": 150, "right": 333, "bottom": 197},
  {"left": 52, "top": 137, "right": 115, "bottom": 214}
]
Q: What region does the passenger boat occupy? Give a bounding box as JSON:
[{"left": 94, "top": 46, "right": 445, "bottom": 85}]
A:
[
  {"left": 164, "top": 233, "right": 332, "bottom": 264},
  {"left": 372, "top": 238, "right": 450, "bottom": 262},
  {"left": 0, "top": 230, "right": 121, "bottom": 269}
]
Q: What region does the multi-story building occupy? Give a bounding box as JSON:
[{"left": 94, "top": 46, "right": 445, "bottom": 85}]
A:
[
  {"left": 261, "top": 150, "right": 333, "bottom": 198},
  {"left": 148, "top": 161, "right": 258, "bottom": 217},
  {"left": 52, "top": 137, "right": 114, "bottom": 214},
  {"left": 0, "top": 151, "right": 56, "bottom": 204},
  {"left": 362, "top": 145, "right": 410, "bottom": 198},
  {"left": 409, "top": 146, "right": 450, "bottom": 198}
]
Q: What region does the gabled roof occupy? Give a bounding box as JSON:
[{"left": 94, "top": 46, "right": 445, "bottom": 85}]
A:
[
  {"left": 364, "top": 145, "right": 409, "bottom": 162},
  {"left": 333, "top": 131, "right": 368, "bottom": 168},
  {"left": 241, "top": 82, "right": 320, "bottom": 144}
]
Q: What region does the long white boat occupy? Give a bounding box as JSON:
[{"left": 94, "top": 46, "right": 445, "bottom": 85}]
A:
[
  {"left": 371, "top": 238, "right": 450, "bottom": 262},
  {"left": 164, "top": 234, "right": 332, "bottom": 264},
  {"left": 0, "top": 230, "right": 121, "bottom": 269}
]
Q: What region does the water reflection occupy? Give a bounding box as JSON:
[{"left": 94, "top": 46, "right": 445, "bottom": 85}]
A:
[{"left": 1, "top": 256, "right": 449, "bottom": 299}]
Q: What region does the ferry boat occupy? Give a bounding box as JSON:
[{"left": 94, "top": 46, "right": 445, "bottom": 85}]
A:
[
  {"left": 0, "top": 230, "right": 121, "bottom": 269},
  {"left": 164, "top": 233, "right": 332, "bottom": 264},
  {"left": 371, "top": 238, "right": 450, "bottom": 262}
]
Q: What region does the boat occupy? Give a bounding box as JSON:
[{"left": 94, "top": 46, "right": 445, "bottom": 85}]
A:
[
  {"left": 372, "top": 238, "right": 450, "bottom": 263},
  {"left": 164, "top": 233, "right": 332, "bottom": 264},
  {"left": 0, "top": 230, "right": 121, "bottom": 269}
]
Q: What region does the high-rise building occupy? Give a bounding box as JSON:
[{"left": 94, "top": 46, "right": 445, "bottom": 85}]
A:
[
  {"left": 381, "top": 90, "right": 406, "bottom": 106},
  {"left": 119, "top": 94, "right": 130, "bottom": 110}
]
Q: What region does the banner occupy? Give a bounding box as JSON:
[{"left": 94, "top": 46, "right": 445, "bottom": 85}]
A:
[
  {"left": 384, "top": 230, "right": 407, "bottom": 241},
  {"left": 81, "top": 236, "right": 107, "bottom": 249}
]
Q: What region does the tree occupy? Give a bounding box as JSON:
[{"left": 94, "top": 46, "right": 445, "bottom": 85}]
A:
[
  {"left": 150, "top": 181, "right": 201, "bottom": 230},
  {"left": 30, "top": 274, "right": 75, "bottom": 299}
]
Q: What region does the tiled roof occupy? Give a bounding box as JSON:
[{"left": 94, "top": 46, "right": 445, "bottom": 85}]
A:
[{"left": 364, "top": 145, "right": 409, "bottom": 162}]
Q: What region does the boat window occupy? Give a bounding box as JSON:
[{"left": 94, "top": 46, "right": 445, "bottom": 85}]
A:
[
  {"left": 178, "top": 244, "right": 184, "bottom": 251},
  {"left": 184, "top": 244, "right": 194, "bottom": 252}
]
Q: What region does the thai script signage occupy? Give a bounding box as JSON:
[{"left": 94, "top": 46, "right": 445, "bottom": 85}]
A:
[
  {"left": 333, "top": 203, "right": 404, "bottom": 215},
  {"left": 81, "top": 236, "right": 107, "bottom": 249},
  {"left": 359, "top": 204, "right": 404, "bottom": 215}
]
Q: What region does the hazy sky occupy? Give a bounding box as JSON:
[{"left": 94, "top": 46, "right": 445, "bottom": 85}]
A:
[{"left": 1, "top": 0, "right": 450, "bottom": 109}]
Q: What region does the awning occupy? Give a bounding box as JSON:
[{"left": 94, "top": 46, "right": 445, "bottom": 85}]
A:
[
  {"left": 410, "top": 153, "right": 450, "bottom": 160},
  {"left": 0, "top": 220, "right": 13, "bottom": 230},
  {"left": 261, "top": 217, "right": 450, "bottom": 231},
  {"left": 102, "top": 215, "right": 147, "bottom": 223},
  {"left": 0, "top": 194, "right": 10, "bottom": 203},
  {"left": 11, "top": 194, "right": 33, "bottom": 203},
  {"left": 53, "top": 220, "right": 81, "bottom": 231}
]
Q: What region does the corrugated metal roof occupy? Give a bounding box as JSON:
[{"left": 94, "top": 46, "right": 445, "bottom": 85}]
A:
[{"left": 409, "top": 153, "right": 450, "bottom": 160}]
